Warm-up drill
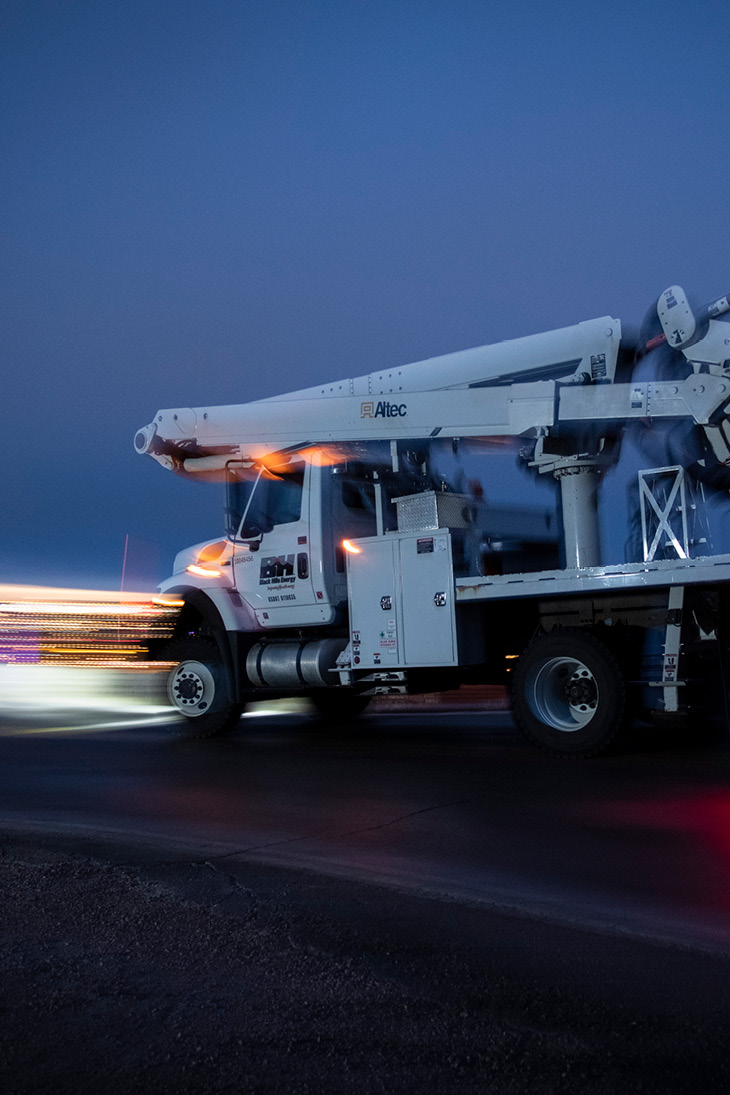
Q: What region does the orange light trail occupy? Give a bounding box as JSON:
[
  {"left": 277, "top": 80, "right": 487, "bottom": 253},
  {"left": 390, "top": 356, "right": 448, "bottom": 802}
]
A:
[{"left": 0, "top": 585, "right": 179, "bottom": 667}]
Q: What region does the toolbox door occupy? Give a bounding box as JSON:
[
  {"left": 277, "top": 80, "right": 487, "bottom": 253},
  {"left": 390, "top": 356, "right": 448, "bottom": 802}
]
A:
[
  {"left": 346, "top": 538, "right": 401, "bottom": 668},
  {"left": 399, "top": 533, "right": 457, "bottom": 666}
]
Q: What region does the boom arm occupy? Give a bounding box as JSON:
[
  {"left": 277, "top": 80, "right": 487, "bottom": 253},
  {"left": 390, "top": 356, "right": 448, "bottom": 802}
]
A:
[
  {"left": 135, "top": 374, "right": 730, "bottom": 471},
  {"left": 135, "top": 315, "right": 621, "bottom": 469},
  {"left": 134, "top": 289, "right": 730, "bottom": 475}
]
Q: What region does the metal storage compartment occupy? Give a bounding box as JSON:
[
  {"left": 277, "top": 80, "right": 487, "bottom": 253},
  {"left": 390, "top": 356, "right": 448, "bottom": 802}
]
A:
[
  {"left": 346, "top": 530, "right": 458, "bottom": 668},
  {"left": 392, "top": 491, "right": 476, "bottom": 533}
]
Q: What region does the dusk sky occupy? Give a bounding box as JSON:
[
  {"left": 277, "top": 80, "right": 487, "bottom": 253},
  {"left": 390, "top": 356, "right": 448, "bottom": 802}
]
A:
[{"left": 2, "top": 0, "right": 729, "bottom": 589}]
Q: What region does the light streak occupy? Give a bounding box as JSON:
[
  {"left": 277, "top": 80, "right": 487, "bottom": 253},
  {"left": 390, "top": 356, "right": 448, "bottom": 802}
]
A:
[
  {"left": 1, "top": 601, "right": 164, "bottom": 615},
  {"left": 299, "top": 443, "right": 361, "bottom": 467},
  {"left": 342, "top": 539, "right": 362, "bottom": 555},
  {"left": 0, "top": 584, "right": 179, "bottom": 667}
]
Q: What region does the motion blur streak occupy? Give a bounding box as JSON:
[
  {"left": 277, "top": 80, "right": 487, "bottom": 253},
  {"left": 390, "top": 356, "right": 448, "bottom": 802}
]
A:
[
  {"left": 0, "top": 665, "right": 170, "bottom": 714},
  {"left": 0, "top": 584, "right": 179, "bottom": 717},
  {"left": 0, "top": 584, "right": 178, "bottom": 667},
  {"left": 0, "top": 581, "right": 321, "bottom": 723},
  {"left": 0, "top": 713, "right": 175, "bottom": 737}
]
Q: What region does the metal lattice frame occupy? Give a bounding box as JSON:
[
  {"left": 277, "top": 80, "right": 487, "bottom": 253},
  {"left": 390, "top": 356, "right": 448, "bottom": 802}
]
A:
[{"left": 638, "top": 465, "right": 710, "bottom": 562}]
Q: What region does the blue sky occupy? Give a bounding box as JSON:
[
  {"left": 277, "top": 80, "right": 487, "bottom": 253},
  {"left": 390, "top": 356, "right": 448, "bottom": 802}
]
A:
[{"left": 2, "top": 0, "right": 729, "bottom": 587}]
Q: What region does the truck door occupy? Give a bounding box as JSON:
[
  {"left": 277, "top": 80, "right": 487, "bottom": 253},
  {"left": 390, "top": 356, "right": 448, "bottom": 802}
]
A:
[{"left": 232, "top": 457, "right": 333, "bottom": 628}]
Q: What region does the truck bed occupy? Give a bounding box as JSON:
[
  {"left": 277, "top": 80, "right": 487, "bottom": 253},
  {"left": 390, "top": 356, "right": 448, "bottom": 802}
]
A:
[{"left": 455, "top": 552, "right": 730, "bottom": 602}]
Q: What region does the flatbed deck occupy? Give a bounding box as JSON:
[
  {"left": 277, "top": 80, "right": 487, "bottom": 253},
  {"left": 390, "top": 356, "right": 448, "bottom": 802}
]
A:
[{"left": 455, "top": 552, "right": 730, "bottom": 602}]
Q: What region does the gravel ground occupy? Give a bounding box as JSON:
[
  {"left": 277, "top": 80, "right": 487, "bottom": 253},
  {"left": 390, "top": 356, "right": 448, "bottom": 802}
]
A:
[{"left": 2, "top": 831, "right": 729, "bottom": 1095}]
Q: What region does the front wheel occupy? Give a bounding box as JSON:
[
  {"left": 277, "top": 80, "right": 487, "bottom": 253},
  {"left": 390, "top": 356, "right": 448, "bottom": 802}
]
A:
[
  {"left": 162, "top": 637, "right": 243, "bottom": 739},
  {"left": 512, "top": 631, "right": 626, "bottom": 757}
]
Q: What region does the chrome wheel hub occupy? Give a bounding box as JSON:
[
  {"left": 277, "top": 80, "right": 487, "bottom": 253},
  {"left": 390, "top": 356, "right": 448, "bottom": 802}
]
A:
[
  {"left": 529, "top": 656, "right": 598, "bottom": 732},
  {"left": 168, "top": 660, "right": 216, "bottom": 717}
]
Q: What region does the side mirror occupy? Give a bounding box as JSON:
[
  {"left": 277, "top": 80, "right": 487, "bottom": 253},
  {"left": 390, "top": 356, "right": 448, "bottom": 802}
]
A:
[{"left": 238, "top": 523, "right": 263, "bottom": 550}]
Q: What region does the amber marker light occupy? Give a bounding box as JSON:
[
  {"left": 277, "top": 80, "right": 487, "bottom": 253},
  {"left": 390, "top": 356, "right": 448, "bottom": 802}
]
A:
[
  {"left": 341, "top": 539, "right": 362, "bottom": 555},
  {"left": 186, "top": 564, "right": 222, "bottom": 578}
]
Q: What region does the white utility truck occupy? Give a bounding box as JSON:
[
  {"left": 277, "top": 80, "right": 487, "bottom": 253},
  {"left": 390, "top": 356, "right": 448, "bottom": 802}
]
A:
[{"left": 135, "top": 285, "right": 730, "bottom": 755}]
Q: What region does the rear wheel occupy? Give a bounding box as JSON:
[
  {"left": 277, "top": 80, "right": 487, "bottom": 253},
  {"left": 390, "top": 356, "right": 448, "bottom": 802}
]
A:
[
  {"left": 162, "top": 637, "right": 243, "bottom": 739},
  {"left": 512, "top": 631, "right": 626, "bottom": 757}
]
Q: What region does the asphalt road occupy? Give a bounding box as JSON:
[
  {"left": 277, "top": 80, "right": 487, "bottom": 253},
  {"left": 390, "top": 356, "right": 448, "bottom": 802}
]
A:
[
  {"left": 3, "top": 701, "right": 730, "bottom": 1092},
  {"left": 3, "top": 704, "right": 730, "bottom": 950}
]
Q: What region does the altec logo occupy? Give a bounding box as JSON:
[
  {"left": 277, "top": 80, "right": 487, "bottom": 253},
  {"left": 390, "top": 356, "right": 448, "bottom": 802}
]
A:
[{"left": 361, "top": 400, "right": 408, "bottom": 418}]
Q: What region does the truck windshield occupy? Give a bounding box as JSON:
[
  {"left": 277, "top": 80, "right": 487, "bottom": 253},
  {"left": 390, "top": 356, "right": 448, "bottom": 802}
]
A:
[
  {"left": 229, "top": 459, "right": 306, "bottom": 539},
  {"left": 224, "top": 469, "right": 256, "bottom": 538}
]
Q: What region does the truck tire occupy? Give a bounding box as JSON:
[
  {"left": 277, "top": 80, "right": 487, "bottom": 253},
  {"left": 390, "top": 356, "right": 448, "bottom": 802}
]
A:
[
  {"left": 162, "top": 637, "right": 243, "bottom": 739},
  {"left": 512, "top": 631, "right": 626, "bottom": 757}
]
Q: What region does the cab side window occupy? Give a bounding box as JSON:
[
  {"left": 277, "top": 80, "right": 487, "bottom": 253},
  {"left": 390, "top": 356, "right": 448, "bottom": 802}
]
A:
[{"left": 264, "top": 465, "right": 305, "bottom": 525}]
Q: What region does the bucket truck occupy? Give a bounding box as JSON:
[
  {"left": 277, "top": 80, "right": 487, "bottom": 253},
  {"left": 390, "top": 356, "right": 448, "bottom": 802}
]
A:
[{"left": 135, "top": 285, "right": 730, "bottom": 755}]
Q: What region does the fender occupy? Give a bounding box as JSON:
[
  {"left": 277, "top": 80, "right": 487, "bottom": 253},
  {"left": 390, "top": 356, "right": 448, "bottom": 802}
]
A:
[
  {"left": 163, "top": 585, "right": 259, "bottom": 702},
  {"left": 160, "top": 581, "right": 259, "bottom": 633}
]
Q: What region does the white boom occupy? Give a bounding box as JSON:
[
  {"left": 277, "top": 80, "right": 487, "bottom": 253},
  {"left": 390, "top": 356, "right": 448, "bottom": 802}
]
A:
[
  {"left": 134, "top": 315, "right": 622, "bottom": 467},
  {"left": 135, "top": 295, "right": 730, "bottom": 483}
]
